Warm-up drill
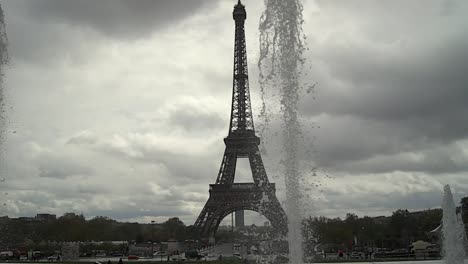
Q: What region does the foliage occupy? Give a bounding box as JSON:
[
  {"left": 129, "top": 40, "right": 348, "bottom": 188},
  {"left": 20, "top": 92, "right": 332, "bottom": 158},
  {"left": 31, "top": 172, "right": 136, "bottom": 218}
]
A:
[
  {"left": 0, "top": 214, "right": 188, "bottom": 249},
  {"left": 304, "top": 208, "right": 443, "bottom": 251},
  {"left": 1, "top": 201, "right": 465, "bottom": 253}
]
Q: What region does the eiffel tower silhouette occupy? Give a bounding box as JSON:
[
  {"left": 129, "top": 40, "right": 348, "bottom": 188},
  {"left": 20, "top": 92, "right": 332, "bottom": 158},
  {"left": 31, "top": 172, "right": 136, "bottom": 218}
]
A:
[{"left": 194, "top": 0, "right": 287, "bottom": 238}]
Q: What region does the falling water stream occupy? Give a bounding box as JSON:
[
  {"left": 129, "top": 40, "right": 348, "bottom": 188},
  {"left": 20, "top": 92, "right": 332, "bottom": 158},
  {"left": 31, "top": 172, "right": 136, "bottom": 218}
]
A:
[
  {"left": 0, "top": 2, "right": 8, "bottom": 146},
  {"left": 0, "top": 2, "right": 9, "bottom": 211},
  {"left": 442, "top": 185, "right": 466, "bottom": 264},
  {"left": 259, "top": 0, "right": 307, "bottom": 262}
]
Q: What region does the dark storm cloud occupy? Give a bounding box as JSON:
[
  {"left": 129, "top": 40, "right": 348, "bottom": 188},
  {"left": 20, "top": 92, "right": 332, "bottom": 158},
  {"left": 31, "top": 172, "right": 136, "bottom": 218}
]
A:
[
  {"left": 293, "top": 1, "right": 468, "bottom": 175},
  {"left": 2, "top": 0, "right": 219, "bottom": 64},
  {"left": 21, "top": 0, "right": 217, "bottom": 39},
  {"left": 1, "top": 1, "right": 92, "bottom": 64},
  {"left": 304, "top": 34, "right": 468, "bottom": 124},
  {"left": 308, "top": 114, "right": 468, "bottom": 174},
  {"left": 336, "top": 142, "right": 468, "bottom": 175}
]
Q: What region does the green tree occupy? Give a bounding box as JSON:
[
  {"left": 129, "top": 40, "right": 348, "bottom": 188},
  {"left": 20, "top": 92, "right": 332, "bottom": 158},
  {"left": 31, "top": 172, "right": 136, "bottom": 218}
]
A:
[{"left": 161, "top": 218, "right": 186, "bottom": 241}]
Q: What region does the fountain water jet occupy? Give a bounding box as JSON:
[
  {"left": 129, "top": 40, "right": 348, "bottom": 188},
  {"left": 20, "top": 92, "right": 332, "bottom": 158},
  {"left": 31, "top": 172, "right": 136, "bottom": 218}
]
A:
[
  {"left": 0, "top": 1, "right": 8, "bottom": 146},
  {"left": 442, "top": 184, "right": 466, "bottom": 264},
  {"left": 259, "top": 0, "right": 307, "bottom": 262},
  {"left": 0, "top": 1, "right": 9, "bottom": 212}
]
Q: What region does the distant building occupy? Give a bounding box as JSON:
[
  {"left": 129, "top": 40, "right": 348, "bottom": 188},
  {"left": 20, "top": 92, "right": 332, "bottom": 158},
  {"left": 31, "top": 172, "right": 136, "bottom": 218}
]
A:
[
  {"left": 128, "top": 243, "right": 152, "bottom": 257},
  {"left": 17, "top": 217, "right": 35, "bottom": 222},
  {"left": 165, "top": 240, "right": 182, "bottom": 255},
  {"left": 235, "top": 210, "right": 244, "bottom": 227},
  {"left": 36, "top": 214, "right": 56, "bottom": 221}
]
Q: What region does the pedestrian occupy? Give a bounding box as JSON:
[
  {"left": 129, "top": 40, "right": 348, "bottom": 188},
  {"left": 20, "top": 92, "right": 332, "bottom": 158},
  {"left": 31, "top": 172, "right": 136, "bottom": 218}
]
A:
[
  {"left": 338, "top": 250, "right": 343, "bottom": 258},
  {"left": 118, "top": 258, "right": 123, "bottom": 264},
  {"left": 107, "top": 260, "right": 111, "bottom": 264}
]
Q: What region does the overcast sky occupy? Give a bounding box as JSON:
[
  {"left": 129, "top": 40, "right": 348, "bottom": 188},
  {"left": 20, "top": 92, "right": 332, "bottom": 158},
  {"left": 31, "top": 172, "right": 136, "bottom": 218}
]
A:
[{"left": 1, "top": 0, "right": 467, "bottom": 225}]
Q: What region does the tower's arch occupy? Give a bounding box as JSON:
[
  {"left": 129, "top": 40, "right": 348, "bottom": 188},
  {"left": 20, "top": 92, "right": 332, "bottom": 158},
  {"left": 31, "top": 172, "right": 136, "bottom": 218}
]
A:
[{"left": 196, "top": 183, "right": 287, "bottom": 238}]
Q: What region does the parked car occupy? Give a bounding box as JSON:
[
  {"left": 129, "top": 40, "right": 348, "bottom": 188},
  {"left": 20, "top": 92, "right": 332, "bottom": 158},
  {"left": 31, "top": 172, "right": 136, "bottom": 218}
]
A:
[
  {"left": 127, "top": 255, "right": 139, "bottom": 260},
  {"left": 0, "top": 251, "right": 14, "bottom": 260}
]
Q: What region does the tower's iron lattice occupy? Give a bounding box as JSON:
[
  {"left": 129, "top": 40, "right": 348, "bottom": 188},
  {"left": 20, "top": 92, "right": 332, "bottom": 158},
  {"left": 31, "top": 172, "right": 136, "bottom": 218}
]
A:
[{"left": 194, "top": 0, "right": 287, "bottom": 238}]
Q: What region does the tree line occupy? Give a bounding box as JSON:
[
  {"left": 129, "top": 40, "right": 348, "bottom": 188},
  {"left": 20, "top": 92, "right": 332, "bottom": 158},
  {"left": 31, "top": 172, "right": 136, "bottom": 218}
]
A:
[
  {"left": 303, "top": 196, "right": 468, "bottom": 252},
  {"left": 1, "top": 196, "right": 467, "bottom": 252},
  {"left": 0, "top": 214, "right": 189, "bottom": 249},
  {"left": 303, "top": 209, "right": 443, "bottom": 252}
]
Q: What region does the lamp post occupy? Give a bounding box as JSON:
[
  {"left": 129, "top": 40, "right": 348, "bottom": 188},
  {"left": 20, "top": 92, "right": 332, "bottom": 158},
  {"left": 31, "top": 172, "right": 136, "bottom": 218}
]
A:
[{"left": 151, "top": 220, "right": 155, "bottom": 258}]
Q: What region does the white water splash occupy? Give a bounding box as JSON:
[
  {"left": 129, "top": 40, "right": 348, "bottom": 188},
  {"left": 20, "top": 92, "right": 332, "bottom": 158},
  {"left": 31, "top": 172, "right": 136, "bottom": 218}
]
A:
[
  {"left": 258, "top": 0, "right": 307, "bottom": 262},
  {"left": 442, "top": 184, "right": 466, "bottom": 264},
  {"left": 0, "top": 1, "right": 9, "bottom": 212}
]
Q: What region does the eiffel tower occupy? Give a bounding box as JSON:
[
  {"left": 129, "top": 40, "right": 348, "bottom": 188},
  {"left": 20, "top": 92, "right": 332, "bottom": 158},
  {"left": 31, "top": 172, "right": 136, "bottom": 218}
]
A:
[{"left": 194, "top": 0, "right": 287, "bottom": 238}]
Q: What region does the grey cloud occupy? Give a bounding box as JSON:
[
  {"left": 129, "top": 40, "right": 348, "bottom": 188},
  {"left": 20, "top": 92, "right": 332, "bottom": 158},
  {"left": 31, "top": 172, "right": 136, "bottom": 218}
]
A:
[
  {"left": 308, "top": 114, "right": 466, "bottom": 169},
  {"left": 304, "top": 36, "right": 468, "bottom": 123},
  {"left": 168, "top": 107, "right": 225, "bottom": 132},
  {"left": 310, "top": 171, "right": 468, "bottom": 218},
  {"left": 66, "top": 131, "right": 223, "bottom": 184},
  {"left": 337, "top": 143, "right": 468, "bottom": 175},
  {"left": 67, "top": 130, "right": 97, "bottom": 145},
  {"left": 2, "top": 0, "right": 220, "bottom": 65},
  {"left": 281, "top": 1, "right": 468, "bottom": 175},
  {"left": 316, "top": 189, "right": 456, "bottom": 218},
  {"left": 88, "top": 202, "right": 191, "bottom": 220},
  {"left": 20, "top": 0, "right": 217, "bottom": 39},
  {"left": 3, "top": 4, "right": 104, "bottom": 65},
  {"left": 103, "top": 139, "right": 223, "bottom": 184},
  {"left": 35, "top": 152, "right": 93, "bottom": 179}
]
